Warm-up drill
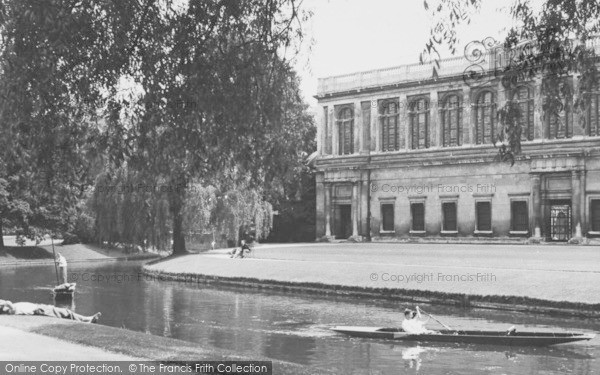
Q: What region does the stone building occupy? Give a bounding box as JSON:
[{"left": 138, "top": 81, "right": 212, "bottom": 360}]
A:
[{"left": 314, "top": 45, "right": 600, "bottom": 243}]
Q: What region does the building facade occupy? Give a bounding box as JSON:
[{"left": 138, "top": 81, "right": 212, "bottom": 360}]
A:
[{"left": 314, "top": 49, "right": 600, "bottom": 243}]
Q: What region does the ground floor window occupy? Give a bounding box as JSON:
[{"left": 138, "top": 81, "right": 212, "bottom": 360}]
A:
[
  {"left": 381, "top": 204, "right": 395, "bottom": 232},
  {"left": 591, "top": 199, "right": 600, "bottom": 232},
  {"left": 476, "top": 201, "right": 492, "bottom": 231},
  {"left": 410, "top": 203, "right": 425, "bottom": 231},
  {"left": 442, "top": 202, "right": 457, "bottom": 232},
  {"left": 511, "top": 201, "right": 529, "bottom": 232}
]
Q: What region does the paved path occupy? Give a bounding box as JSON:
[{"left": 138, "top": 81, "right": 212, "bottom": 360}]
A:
[
  {"left": 1, "top": 235, "right": 160, "bottom": 265},
  {"left": 145, "top": 242, "right": 600, "bottom": 305},
  {"left": 0, "top": 326, "right": 140, "bottom": 360}
]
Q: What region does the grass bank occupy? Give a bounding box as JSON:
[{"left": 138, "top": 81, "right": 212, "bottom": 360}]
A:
[
  {"left": 142, "top": 268, "right": 600, "bottom": 318},
  {"left": 0, "top": 316, "right": 331, "bottom": 374}
]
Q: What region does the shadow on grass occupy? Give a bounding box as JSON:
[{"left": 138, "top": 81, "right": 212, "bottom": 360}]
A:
[
  {"left": 0, "top": 246, "right": 53, "bottom": 260},
  {"left": 26, "top": 321, "right": 332, "bottom": 374}
]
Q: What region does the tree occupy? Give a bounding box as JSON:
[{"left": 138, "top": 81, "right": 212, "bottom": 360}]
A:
[
  {"left": 0, "top": 0, "right": 310, "bottom": 253},
  {"left": 90, "top": 166, "right": 171, "bottom": 252},
  {"left": 422, "top": 0, "right": 600, "bottom": 163},
  {"left": 0, "top": 0, "right": 143, "bottom": 246},
  {"left": 104, "top": 0, "right": 310, "bottom": 254}
]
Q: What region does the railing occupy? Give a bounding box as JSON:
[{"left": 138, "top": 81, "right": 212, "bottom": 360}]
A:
[
  {"left": 317, "top": 37, "right": 600, "bottom": 96},
  {"left": 317, "top": 54, "right": 491, "bottom": 95}
]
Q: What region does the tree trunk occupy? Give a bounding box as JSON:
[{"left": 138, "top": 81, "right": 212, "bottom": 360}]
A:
[
  {"left": 171, "top": 207, "right": 187, "bottom": 254},
  {"left": 0, "top": 218, "right": 4, "bottom": 249},
  {"left": 169, "top": 184, "right": 187, "bottom": 255}
]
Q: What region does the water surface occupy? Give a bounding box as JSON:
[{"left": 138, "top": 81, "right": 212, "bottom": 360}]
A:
[{"left": 0, "top": 261, "right": 598, "bottom": 374}]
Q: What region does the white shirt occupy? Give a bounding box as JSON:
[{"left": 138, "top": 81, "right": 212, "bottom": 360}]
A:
[
  {"left": 12, "top": 302, "right": 40, "bottom": 315},
  {"left": 402, "top": 318, "right": 433, "bottom": 334},
  {"left": 56, "top": 254, "right": 67, "bottom": 267}
]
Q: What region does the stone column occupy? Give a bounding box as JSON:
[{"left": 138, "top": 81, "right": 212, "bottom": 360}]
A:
[
  {"left": 315, "top": 173, "right": 326, "bottom": 238},
  {"left": 352, "top": 182, "right": 359, "bottom": 238},
  {"left": 317, "top": 106, "right": 324, "bottom": 156},
  {"left": 398, "top": 93, "right": 407, "bottom": 149},
  {"left": 531, "top": 173, "right": 542, "bottom": 239},
  {"left": 581, "top": 170, "right": 587, "bottom": 233},
  {"left": 534, "top": 77, "right": 544, "bottom": 140},
  {"left": 327, "top": 107, "right": 334, "bottom": 155},
  {"left": 404, "top": 95, "right": 412, "bottom": 150},
  {"left": 360, "top": 171, "right": 370, "bottom": 238},
  {"left": 462, "top": 87, "right": 472, "bottom": 145},
  {"left": 354, "top": 101, "right": 361, "bottom": 154},
  {"left": 371, "top": 100, "right": 380, "bottom": 152},
  {"left": 572, "top": 170, "right": 583, "bottom": 239},
  {"left": 430, "top": 91, "right": 440, "bottom": 147},
  {"left": 331, "top": 108, "right": 338, "bottom": 156},
  {"left": 360, "top": 101, "right": 371, "bottom": 154},
  {"left": 324, "top": 183, "right": 333, "bottom": 238}
]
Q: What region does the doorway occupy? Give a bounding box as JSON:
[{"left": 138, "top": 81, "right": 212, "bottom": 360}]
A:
[
  {"left": 334, "top": 204, "right": 352, "bottom": 239},
  {"left": 548, "top": 200, "right": 571, "bottom": 242}
]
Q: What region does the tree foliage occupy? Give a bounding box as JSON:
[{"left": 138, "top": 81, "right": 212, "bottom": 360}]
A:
[
  {"left": 101, "top": 0, "right": 309, "bottom": 254},
  {"left": 422, "top": 0, "right": 600, "bottom": 163},
  {"left": 0, "top": 0, "right": 140, "bottom": 245},
  {"left": 0, "top": 0, "right": 312, "bottom": 252},
  {"left": 90, "top": 166, "right": 171, "bottom": 252}
]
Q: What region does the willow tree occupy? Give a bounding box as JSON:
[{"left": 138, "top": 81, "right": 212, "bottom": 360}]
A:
[
  {"left": 184, "top": 182, "right": 273, "bottom": 245},
  {"left": 0, "top": 0, "right": 145, "bottom": 245},
  {"left": 105, "top": 0, "right": 309, "bottom": 254},
  {"left": 91, "top": 166, "right": 171, "bottom": 252},
  {"left": 422, "top": 0, "right": 600, "bottom": 163}
]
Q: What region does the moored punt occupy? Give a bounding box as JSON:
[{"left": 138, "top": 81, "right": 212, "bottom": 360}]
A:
[
  {"left": 52, "top": 282, "right": 76, "bottom": 299},
  {"left": 331, "top": 326, "right": 595, "bottom": 346}
]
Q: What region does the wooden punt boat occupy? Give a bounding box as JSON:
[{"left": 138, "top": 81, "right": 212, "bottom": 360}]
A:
[
  {"left": 331, "top": 326, "right": 595, "bottom": 346},
  {"left": 52, "top": 282, "right": 76, "bottom": 298}
]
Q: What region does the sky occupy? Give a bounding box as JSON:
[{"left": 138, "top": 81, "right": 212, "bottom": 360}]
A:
[{"left": 294, "top": 0, "right": 531, "bottom": 107}]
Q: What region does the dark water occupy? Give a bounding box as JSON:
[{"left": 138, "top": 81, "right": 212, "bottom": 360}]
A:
[{"left": 1, "top": 261, "right": 599, "bottom": 374}]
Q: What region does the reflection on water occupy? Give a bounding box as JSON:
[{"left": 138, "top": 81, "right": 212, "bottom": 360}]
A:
[{"left": 0, "top": 261, "right": 599, "bottom": 374}]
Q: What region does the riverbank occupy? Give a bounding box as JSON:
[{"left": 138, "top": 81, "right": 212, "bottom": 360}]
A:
[
  {"left": 0, "top": 316, "right": 330, "bottom": 374},
  {"left": 0, "top": 241, "right": 161, "bottom": 267},
  {"left": 143, "top": 242, "right": 600, "bottom": 318}
]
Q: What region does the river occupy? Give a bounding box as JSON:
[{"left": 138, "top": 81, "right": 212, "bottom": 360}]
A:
[{"left": 0, "top": 261, "right": 598, "bottom": 374}]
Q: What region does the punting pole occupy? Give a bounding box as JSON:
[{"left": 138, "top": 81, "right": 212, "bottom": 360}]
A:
[
  {"left": 419, "top": 308, "right": 454, "bottom": 331},
  {"left": 50, "top": 235, "right": 60, "bottom": 285}
]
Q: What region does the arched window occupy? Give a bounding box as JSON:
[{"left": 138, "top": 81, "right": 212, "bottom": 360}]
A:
[
  {"left": 512, "top": 86, "right": 534, "bottom": 141},
  {"left": 474, "top": 90, "right": 496, "bottom": 144},
  {"left": 441, "top": 94, "right": 462, "bottom": 147},
  {"left": 586, "top": 90, "right": 600, "bottom": 137},
  {"left": 409, "top": 97, "right": 430, "bottom": 149},
  {"left": 337, "top": 107, "right": 354, "bottom": 155},
  {"left": 380, "top": 101, "right": 399, "bottom": 151}
]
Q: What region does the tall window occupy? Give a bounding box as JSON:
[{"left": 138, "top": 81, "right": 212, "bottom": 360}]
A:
[
  {"left": 381, "top": 204, "right": 395, "bottom": 232},
  {"left": 409, "top": 97, "right": 430, "bottom": 149},
  {"left": 380, "top": 101, "right": 400, "bottom": 151},
  {"left": 511, "top": 201, "right": 529, "bottom": 232},
  {"left": 591, "top": 200, "right": 600, "bottom": 232},
  {"left": 474, "top": 90, "right": 496, "bottom": 144},
  {"left": 337, "top": 107, "right": 354, "bottom": 155},
  {"left": 411, "top": 203, "right": 425, "bottom": 231},
  {"left": 513, "top": 86, "right": 534, "bottom": 141},
  {"left": 476, "top": 201, "right": 492, "bottom": 231},
  {"left": 441, "top": 94, "right": 462, "bottom": 147},
  {"left": 442, "top": 202, "right": 457, "bottom": 232},
  {"left": 586, "top": 91, "right": 600, "bottom": 137},
  {"left": 545, "top": 81, "right": 572, "bottom": 139}
]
